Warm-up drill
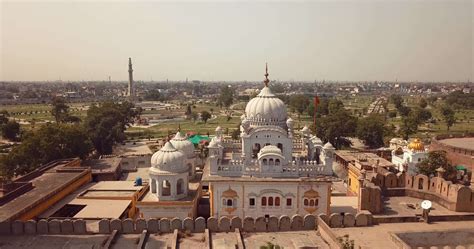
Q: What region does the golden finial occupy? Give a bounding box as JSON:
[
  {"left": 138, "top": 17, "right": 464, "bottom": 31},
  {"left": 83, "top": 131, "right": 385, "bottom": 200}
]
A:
[{"left": 264, "top": 63, "right": 269, "bottom": 87}]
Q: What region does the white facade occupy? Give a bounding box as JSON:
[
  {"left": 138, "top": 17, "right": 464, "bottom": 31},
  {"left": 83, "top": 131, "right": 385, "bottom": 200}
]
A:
[
  {"left": 204, "top": 66, "right": 335, "bottom": 219},
  {"left": 149, "top": 142, "right": 189, "bottom": 201},
  {"left": 210, "top": 181, "right": 331, "bottom": 218},
  {"left": 170, "top": 131, "right": 197, "bottom": 178},
  {"left": 391, "top": 138, "right": 427, "bottom": 175}
]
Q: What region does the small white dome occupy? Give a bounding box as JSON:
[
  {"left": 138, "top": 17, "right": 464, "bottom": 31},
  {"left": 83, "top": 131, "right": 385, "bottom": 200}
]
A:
[
  {"left": 286, "top": 117, "right": 294, "bottom": 123},
  {"left": 150, "top": 142, "right": 187, "bottom": 173},
  {"left": 301, "top": 125, "right": 310, "bottom": 133},
  {"left": 208, "top": 137, "right": 219, "bottom": 148},
  {"left": 215, "top": 126, "right": 222, "bottom": 132},
  {"left": 244, "top": 86, "right": 287, "bottom": 125},
  {"left": 170, "top": 131, "right": 195, "bottom": 158},
  {"left": 323, "top": 142, "right": 335, "bottom": 150},
  {"left": 390, "top": 138, "right": 398, "bottom": 143},
  {"left": 258, "top": 145, "right": 283, "bottom": 159}
]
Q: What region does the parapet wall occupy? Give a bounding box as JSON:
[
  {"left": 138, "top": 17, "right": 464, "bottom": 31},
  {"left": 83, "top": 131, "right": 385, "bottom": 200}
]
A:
[
  {"left": 0, "top": 212, "right": 373, "bottom": 235},
  {"left": 361, "top": 170, "right": 474, "bottom": 213}
]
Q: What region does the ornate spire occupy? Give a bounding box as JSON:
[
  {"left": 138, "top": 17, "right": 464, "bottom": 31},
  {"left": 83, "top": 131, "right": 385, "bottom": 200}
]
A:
[{"left": 264, "top": 63, "right": 269, "bottom": 87}]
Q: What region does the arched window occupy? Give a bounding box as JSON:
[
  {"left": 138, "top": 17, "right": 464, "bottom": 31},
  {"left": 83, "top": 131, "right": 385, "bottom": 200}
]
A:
[
  {"left": 261, "top": 197, "right": 267, "bottom": 206},
  {"left": 277, "top": 143, "right": 283, "bottom": 153},
  {"left": 309, "top": 199, "right": 315, "bottom": 206},
  {"left": 275, "top": 197, "right": 280, "bottom": 206},
  {"left": 268, "top": 197, "right": 274, "bottom": 206},
  {"left": 151, "top": 179, "right": 157, "bottom": 193},
  {"left": 263, "top": 159, "right": 267, "bottom": 165},
  {"left": 162, "top": 180, "right": 171, "bottom": 196},
  {"left": 227, "top": 199, "right": 233, "bottom": 207},
  {"left": 418, "top": 178, "right": 424, "bottom": 190},
  {"left": 304, "top": 198, "right": 308, "bottom": 206},
  {"left": 269, "top": 158, "right": 274, "bottom": 165},
  {"left": 275, "top": 159, "right": 280, "bottom": 166},
  {"left": 177, "top": 179, "right": 184, "bottom": 195},
  {"left": 315, "top": 199, "right": 319, "bottom": 206},
  {"left": 252, "top": 144, "right": 261, "bottom": 158}
]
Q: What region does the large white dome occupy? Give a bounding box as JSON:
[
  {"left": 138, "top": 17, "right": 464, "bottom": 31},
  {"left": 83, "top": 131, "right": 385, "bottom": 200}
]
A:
[
  {"left": 244, "top": 86, "right": 287, "bottom": 125},
  {"left": 150, "top": 142, "right": 187, "bottom": 173},
  {"left": 170, "top": 131, "right": 195, "bottom": 158}
]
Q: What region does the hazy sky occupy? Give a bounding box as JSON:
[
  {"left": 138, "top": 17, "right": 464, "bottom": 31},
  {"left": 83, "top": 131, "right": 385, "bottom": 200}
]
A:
[{"left": 1, "top": 0, "right": 473, "bottom": 82}]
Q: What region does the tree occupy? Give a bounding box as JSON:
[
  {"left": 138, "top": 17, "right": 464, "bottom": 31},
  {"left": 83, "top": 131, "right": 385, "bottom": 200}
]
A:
[
  {"left": 217, "top": 86, "right": 234, "bottom": 108},
  {"left": 399, "top": 116, "right": 418, "bottom": 140},
  {"left": 1, "top": 120, "right": 20, "bottom": 141},
  {"left": 312, "top": 109, "right": 357, "bottom": 149},
  {"left": 0, "top": 110, "right": 9, "bottom": 125},
  {"left": 411, "top": 107, "right": 432, "bottom": 125},
  {"left": 328, "top": 99, "right": 345, "bottom": 114},
  {"left": 390, "top": 94, "right": 404, "bottom": 109},
  {"left": 84, "top": 101, "right": 138, "bottom": 155},
  {"left": 0, "top": 124, "right": 92, "bottom": 178},
  {"left": 51, "top": 97, "right": 70, "bottom": 123},
  {"left": 398, "top": 106, "right": 411, "bottom": 117},
  {"left": 185, "top": 104, "right": 192, "bottom": 116},
  {"left": 419, "top": 98, "right": 428, "bottom": 108},
  {"left": 440, "top": 105, "right": 456, "bottom": 131},
  {"left": 51, "top": 97, "right": 80, "bottom": 123},
  {"left": 289, "top": 94, "right": 310, "bottom": 120},
  {"left": 356, "top": 115, "right": 386, "bottom": 148},
  {"left": 201, "top": 111, "right": 211, "bottom": 123},
  {"left": 417, "top": 150, "right": 456, "bottom": 181}
]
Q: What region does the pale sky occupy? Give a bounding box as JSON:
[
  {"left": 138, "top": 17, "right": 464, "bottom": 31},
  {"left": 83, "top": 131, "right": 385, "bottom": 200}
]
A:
[{"left": 1, "top": 0, "right": 473, "bottom": 82}]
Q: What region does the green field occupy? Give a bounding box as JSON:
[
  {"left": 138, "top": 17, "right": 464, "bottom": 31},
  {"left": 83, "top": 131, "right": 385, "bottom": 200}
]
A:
[{"left": 1, "top": 95, "right": 472, "bottom": 142}]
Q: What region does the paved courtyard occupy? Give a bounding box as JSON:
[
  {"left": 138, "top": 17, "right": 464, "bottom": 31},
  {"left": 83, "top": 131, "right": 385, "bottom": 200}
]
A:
[
  {"left": 382, "top": 196, "right": 474, "bottom": 216},
  {"left": 332, "top": 220, "right": 474, "bottom": 249}
]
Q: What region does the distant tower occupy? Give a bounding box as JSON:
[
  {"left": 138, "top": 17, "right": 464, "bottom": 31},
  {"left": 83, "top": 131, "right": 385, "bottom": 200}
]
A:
[{"left": 128, "top": 57, "right": 134, "bottom": 100}]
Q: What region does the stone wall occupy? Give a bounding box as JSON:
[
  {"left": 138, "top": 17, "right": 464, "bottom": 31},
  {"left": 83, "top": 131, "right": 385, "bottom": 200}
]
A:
[{"left": 0, "top": 214, "right": 328, "bottom": 235}]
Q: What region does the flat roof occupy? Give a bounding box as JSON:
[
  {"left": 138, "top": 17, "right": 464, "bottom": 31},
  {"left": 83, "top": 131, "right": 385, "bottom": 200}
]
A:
[
  {"left": 335, "top": 150, "right": 393, "bottom": 168},
  {"left": 87, "top": 181, "right": 144, "bottom": 191},
  {"left": 78, "top": 181, "right": 145, "bottom": 198},
  {"left": 202, "top": 165, "right": 336, "bottom": 183},
  {"left": 0, "top": 166, "right": 90, "bottom": 222},
  {"left": 81, "top": 157, "right": 121, "bottom": 172},
  {"left": 69, "top": 199, "right": 131, "bottom": 219}
]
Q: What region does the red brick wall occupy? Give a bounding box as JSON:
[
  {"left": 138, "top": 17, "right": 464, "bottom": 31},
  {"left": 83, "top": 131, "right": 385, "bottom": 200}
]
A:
[{"left": 430, "top": 139, "right": 474, "bottom": 172}]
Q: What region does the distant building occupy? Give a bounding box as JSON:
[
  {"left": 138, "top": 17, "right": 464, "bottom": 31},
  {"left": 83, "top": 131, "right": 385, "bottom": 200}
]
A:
[{"left": 391, "top": 138, "right": 427, "bottom": 174}]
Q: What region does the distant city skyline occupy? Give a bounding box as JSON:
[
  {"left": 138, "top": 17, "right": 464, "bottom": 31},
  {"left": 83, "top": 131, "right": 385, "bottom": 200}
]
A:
[{"left": 1, "top": 1, "right": 472, "bottom": 82}]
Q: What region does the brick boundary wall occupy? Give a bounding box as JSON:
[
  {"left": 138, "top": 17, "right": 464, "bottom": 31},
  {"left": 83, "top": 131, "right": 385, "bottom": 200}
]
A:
[{"left": 430, "top": 134, "right": 474, "bottom": 172}]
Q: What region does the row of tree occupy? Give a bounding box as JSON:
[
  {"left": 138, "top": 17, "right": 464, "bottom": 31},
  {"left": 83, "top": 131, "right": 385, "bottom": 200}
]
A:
[{"left": 0, "top": 99, "right": 139, "bottom": 179}]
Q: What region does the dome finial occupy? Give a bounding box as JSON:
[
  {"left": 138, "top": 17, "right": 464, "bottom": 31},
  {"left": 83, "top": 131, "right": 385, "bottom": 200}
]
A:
[
  {"left": 178, "top": 123, "right": 181, "bottom": 132},
  {"left": 264, "top": 62, "right": 269, "bottom": 87}
]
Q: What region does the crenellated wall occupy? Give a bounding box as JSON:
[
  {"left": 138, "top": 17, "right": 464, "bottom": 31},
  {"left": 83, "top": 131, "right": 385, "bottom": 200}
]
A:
[{"left": 359, "top": 170, "right": 474, "bottom": 213}]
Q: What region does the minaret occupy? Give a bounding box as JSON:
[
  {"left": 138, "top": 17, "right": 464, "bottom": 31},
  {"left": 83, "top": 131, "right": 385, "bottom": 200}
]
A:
[
  {"left": 128, "top": 57, "right": 134, "bottom": 100},
  {"left": 264, "top": 63, "right": 269, "bottom": 87}
]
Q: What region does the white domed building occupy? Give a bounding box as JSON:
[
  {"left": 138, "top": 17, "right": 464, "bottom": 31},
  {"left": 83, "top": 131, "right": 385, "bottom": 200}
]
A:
[
  {"left": 136, "top": 141, "right": 201, "bottom": 219},
  {"left": 170, "top": 131, "right": 197, "bottom": 178},
  {"left": 204, "top": 65, "right": 336, "bottom": 219}
]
